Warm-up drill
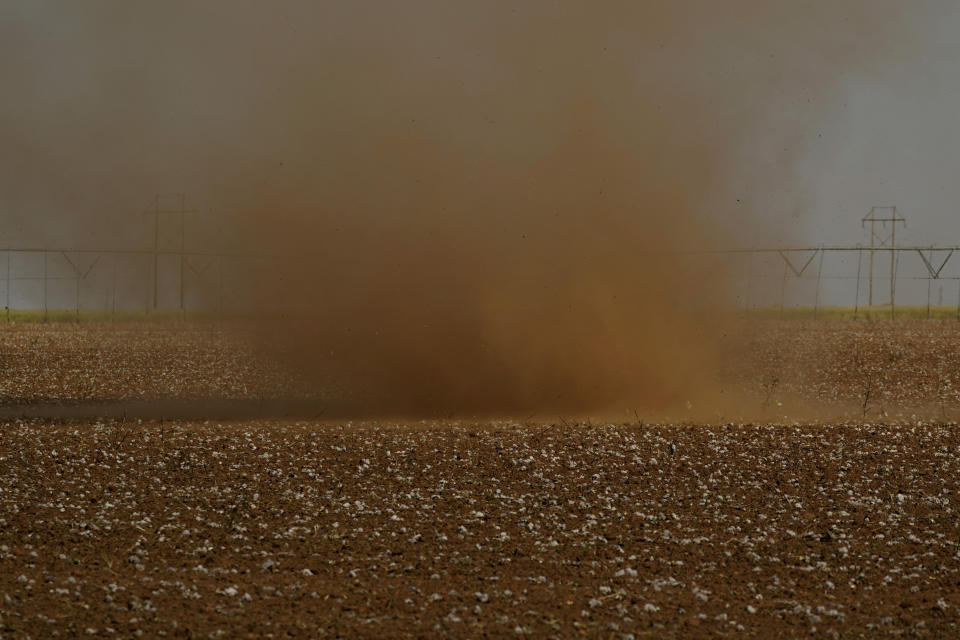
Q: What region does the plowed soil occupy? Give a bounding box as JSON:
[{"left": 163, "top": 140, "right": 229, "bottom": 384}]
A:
[{"left": 1, "top": 319, "right": 960, "bottom": 638}]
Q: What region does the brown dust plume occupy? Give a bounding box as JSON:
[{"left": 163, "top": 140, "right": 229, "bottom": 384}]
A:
[
  {"left": 231, "top": 2, "right": 901, "bottom": 418},
  {"left": 0, "top": 2, "right": 914, "bottom": 417}
]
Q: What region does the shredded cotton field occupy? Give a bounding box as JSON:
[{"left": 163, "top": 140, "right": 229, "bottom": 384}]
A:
[
  {"left": 0, "top": 323, "right": 302, "bottom": 402},
  {"left": 1, "top": 319, "right": 958, "bottom": 418},
  {"left": 728, "top": 319, "right": 960, "bottom": 418},
  {"left": 1, "top": 319, "right": 960, "bottom": 637},
  {"left": 1, "top": 419, "right": 959, "bottom": 638},
  {"left": 5, "top": 0, "right": 959, "bottom": 637}
]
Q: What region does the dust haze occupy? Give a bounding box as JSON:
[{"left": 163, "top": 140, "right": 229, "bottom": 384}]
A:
[
  {"left": 1, "top": 1, "right": 914, "bottom": 417},
  {"left": 235, "top": 1, "right": 899, "bottom": 418}
]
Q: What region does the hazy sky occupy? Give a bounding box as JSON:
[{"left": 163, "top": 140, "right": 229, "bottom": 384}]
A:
[
  {"left": 704, "top": 1, "right": 960, "bottom": 251},
  {"left": 4, "top": 1, "right": 959, "bottom": 418},
  {"left": 2, "top": 2, "right": 959, "bottom": 303},
  {"left": 791, "top": 6, "right": 960, "bottom": 250}
]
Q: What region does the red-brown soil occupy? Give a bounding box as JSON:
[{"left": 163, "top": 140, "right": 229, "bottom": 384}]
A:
[
  {"left": 2, "top": 419, "right": 960, "bottom": 638},
  {"left": 729, "top": 319, "right": 960, "bottom": 416},
  {"left": 0, "top": 323, "right": 302, "bottom": 402},
  {"left": 1, "top": 319, "right": 959, "bottom": 418},
  {"left": 1, "top": 319, "right": 960, "bottom": 638}
]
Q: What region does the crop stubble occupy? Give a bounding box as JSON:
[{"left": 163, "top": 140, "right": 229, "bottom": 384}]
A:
[{"left": 1, "top": 319, "right": 959, "bottom": 638}]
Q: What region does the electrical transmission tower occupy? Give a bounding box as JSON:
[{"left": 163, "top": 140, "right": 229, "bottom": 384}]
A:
[
  {"left": 862, "top": 206, "right": 906, "bottom": 307},
  {"left": 143, "top": 194, "right": 196, "bottom": 311}
]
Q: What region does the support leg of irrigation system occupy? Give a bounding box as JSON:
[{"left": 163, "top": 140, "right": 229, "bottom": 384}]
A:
[
  {"left": 73, "top": 256, "right": 80, "bottom": 323},
  {"left": 152, "top": 195, "right": 159, "bottom": 312},
  {"left": 890, "top": 221, "right": 897, "bottom": 318},
  {"left": 779, "top": 260, "right": 787, "bottom": 319},
  {"left": 813, "top": 248, "right": 824, "bottom": 320},
  {"left": 43, "top": 251, "right": 48, "bottom": 323},
  {"left": 144, "top": 254, "right": 150, "bottom": 315},
  {"left": 180, "top": 197, "right": 186, "bottom": 321},
  {"left": 891, "top": 246, "right": 899, "bottom": 321},
  {"left": 112, "top": 254, "right": 118, "bottom": 322},
  {"left": 5, "top": 251, "right": 10, "bottom": 323},
  {"left": 218, "top": 255, "right": 224, "bottom": 322},
  {"left": 854, "top": 247, "right": 862, "bottom": 321}
]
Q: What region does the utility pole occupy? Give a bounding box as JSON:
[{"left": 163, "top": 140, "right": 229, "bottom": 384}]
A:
[
  {"left": 861, "top": 206, "right": 906, "bottom": 308},
  {"left": 143, "top": 194, "right": 195, "bottom": 312}
]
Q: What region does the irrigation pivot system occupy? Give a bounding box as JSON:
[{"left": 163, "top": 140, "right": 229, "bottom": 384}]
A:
[
  {"left": 715, "top": 243, "right": 959, "bottom": 319},
  {"left": 0, "top": 202, "right": 956, "bottom": 320}
]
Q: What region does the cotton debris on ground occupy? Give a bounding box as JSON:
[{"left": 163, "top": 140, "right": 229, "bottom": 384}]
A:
[{"left": 2, "top": 418, "right": 960, "bottom": 637}]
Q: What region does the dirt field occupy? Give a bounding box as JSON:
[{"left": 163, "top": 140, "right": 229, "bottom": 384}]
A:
[
  {"left": 2, "top": 319, "right": 960, "bottom": 638},
  {"left": 0, "top": 318, "right": 957, "bottom": 416},
  {"left": 0, "top": 323, "right": 303, "bottom": 402},
  {"left": 729, "top": 319, "right": 960, "bottom": 417}
]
